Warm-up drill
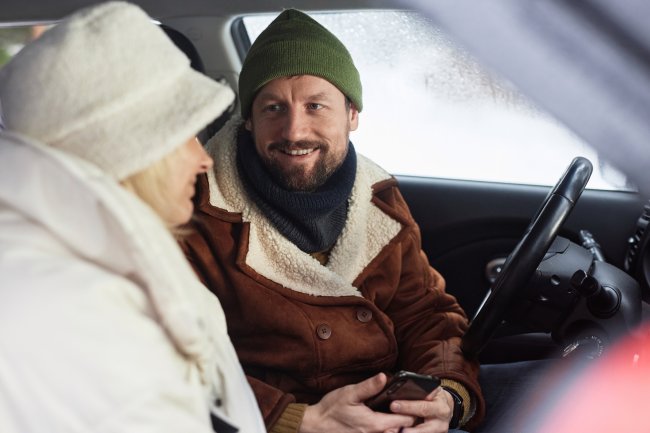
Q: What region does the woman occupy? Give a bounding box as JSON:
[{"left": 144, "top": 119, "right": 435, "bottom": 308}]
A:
[{"left": 0, "top": 2, "right": 265, "bottom": 432}]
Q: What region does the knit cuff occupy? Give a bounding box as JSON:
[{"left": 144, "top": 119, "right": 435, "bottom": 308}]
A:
[
  {"left": 269, "top": 403, "right": 308, "bottom": 433},
  {"left": 440, "top": 378, "right": 475, "bottom": 428}
]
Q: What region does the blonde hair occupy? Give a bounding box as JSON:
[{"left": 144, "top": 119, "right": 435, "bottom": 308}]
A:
[{"left": 120, "top": 144, "right": 186, "bottom": 233}]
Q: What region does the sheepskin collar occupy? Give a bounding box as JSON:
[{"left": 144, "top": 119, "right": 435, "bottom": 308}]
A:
[{"left": 204, "top": 118, "right": 402, "bottom": 297}]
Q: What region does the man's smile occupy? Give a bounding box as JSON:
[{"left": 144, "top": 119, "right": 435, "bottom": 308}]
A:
[{"left": 280, "top": 147, "right": 317, "bottom": 156}]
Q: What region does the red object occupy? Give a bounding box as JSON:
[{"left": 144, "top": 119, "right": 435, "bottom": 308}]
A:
[{"left": 533, "top": 324, "right": 650, "bottom": 433}]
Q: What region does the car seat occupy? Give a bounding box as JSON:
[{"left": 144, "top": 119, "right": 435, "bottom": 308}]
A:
[{"left": 161, "top": 24, "right": 235, "bottom": 144}]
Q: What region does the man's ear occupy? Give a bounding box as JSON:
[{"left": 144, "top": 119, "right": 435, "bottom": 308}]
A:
[{"left": 349, "top": 104, "right": 359, "bottom": 131}]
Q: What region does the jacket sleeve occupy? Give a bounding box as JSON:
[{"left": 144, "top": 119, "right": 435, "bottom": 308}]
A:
[
  {"left": 247, "top": 376, "right": 298, "bottom": 429},
  {"left": 373, "top": 182, "right": 485, "bottom": 427}
]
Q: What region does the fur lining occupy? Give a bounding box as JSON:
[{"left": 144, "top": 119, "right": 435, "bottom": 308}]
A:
[{"left": 205, "top": 118, "right": 402, "bottom": 297}]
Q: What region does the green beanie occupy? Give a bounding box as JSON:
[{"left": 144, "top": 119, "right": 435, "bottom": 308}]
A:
[{"left": 238, "top": 9, "right": 362, "bottom": 119}]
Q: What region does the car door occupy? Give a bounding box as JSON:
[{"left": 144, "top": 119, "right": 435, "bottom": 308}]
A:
[{"left": 400, "top": 174, "right": 646, "bottom": 319}]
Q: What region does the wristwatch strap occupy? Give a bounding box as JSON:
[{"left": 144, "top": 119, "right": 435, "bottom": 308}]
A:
[{"left": 442, "top": 386, "right": 464, "bottom": 429}]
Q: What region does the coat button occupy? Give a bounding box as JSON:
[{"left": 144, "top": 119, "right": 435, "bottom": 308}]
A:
[
  {"left": 356, "top": 308, "right": 373, "bottom": 323},
  {"left": 316, "top": 324, "right": 332, "bottom": 340}
]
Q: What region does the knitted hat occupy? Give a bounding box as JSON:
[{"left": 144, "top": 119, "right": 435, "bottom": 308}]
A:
[
  {"left": 238, "top": 9, "right": 362, "bottom": 119},
  {"left": 0, "top": 1, "right": 234, "bottom": 180}
]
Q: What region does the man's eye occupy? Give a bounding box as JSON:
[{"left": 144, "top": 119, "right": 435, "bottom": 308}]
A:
[
  {"left": 307, "top": 103, "right": 323, "bottom": 110},
  {"left": 264, "top": 104, "right": 282, "bottom": 112}
]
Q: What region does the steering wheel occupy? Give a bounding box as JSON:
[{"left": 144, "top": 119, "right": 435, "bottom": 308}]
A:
[{"left": 461, "top": 157, "right": 593, "bottom": 359}]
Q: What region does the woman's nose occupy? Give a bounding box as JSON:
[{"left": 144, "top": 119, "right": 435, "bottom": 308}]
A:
[
  {"left": 194, "top": 137, "right": 213, "bottom": 172},
  {"left": 199, "top": 147, "right": 213, "bottom": 172}
]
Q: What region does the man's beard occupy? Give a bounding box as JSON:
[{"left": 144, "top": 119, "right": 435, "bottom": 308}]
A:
[{"left": 261, "top": 140, "right": 347, "bottom": 191}]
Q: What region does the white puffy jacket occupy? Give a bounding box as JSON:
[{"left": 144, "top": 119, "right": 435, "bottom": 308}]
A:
[{"left": 0, "top": 132, "right": 266, "bottom": 433}]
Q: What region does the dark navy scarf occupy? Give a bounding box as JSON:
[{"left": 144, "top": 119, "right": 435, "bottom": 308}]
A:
[{"left": 236, "top": 129, "right": 357, "bottom": 254}]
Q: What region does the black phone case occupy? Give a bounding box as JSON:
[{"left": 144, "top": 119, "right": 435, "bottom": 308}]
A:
[{"left": 365, "top": 371, "right": 441, "bottom": 413}]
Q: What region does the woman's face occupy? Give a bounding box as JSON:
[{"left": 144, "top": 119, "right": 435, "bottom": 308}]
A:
[{"left": 162, "top": 137, "right": 213, "bottom": 226}]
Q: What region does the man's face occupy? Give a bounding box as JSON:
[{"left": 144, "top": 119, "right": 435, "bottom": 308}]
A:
[{"left": 245, "top": 75, "right": 359, "bottom": 191}]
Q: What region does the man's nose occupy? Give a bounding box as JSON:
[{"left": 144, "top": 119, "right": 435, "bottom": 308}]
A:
[{"left": 281, "top": 109, "right": 309, "bottom": 143}]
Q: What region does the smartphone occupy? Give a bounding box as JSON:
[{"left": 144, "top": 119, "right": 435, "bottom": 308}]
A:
[{"left": 365, "top": 370, "right": 441, "bottom": 413}]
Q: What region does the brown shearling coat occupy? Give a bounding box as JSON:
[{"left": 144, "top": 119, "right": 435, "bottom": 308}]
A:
[{"left": 182, "top": 119, "right": 485, "bottom": 429}]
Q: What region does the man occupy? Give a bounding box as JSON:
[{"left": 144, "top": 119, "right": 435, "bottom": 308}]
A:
[{"left": 183, "top": 9, "right": 484, "bottom": 433}]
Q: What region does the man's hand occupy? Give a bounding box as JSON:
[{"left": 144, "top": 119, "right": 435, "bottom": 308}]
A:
[
  {"left": 387, "top": 387, "right": 455, "bottom": 433},
  {"left": 300, "top": 373, "right": 416, "bottom": 433}
]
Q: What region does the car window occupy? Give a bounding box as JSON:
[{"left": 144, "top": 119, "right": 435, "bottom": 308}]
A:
[
  {"left": 242, "top": 11, "right": 632, "bottom": 191},
  {"left": 0, "top": 24, "right": 52, "bottom": 129},
  {"left": 0, "top": 24, "right": 50, "bottom": 66}
]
